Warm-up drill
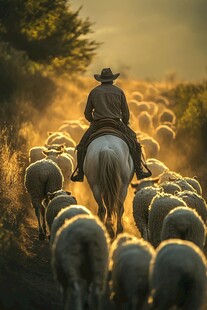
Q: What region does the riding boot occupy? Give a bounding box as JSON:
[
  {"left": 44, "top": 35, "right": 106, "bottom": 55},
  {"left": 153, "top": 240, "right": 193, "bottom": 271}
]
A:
[
  {"left": 134, "top": 142, "right": 152, "bottom": 180},
  {"left": 70, "top": 148, "right": 85, "bottom": 182}
]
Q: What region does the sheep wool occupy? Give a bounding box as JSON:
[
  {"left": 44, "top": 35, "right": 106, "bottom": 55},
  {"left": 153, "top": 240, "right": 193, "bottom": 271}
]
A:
[
  {"left": 161, "top": 206, "right": 206, "bottom": 249},
  {"left": 149, "top": 239, "right": 207, "bottom": 310},
  {"left": 52, "top": 214, "right": 110, "bottom": 310},
  {"left": 50, "top": 205, "right": 91, "bottom": 245},
  {"left": 110, "top": 234, "right": 155, "bottom": 309}
]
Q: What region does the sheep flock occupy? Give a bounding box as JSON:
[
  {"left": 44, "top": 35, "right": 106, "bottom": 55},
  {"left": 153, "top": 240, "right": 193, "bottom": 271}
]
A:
[{"left": 24, "top": 84, "right": 207, "bottom": 310}]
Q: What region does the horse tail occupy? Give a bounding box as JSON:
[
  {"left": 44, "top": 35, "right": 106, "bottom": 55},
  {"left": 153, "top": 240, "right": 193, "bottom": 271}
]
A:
[{"left": 99, "top": 149, "right": 122, "bottom": 218}]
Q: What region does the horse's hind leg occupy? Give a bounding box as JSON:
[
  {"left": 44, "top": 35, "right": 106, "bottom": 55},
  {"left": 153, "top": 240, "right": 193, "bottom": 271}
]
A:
[{"left": 93, "top": 187, "right": 107, "bottom": 223}]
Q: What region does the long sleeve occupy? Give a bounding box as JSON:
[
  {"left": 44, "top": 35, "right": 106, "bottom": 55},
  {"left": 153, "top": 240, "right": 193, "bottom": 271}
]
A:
[
  {"left": 121, "top": 92, "right": 130, "bottom": 125},
  {"left": 84, "top": 92, "right": 94, "bottom": 122}
]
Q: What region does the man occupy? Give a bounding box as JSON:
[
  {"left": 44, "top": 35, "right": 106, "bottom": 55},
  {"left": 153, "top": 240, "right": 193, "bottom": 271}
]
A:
[{"left": 71, "top": 67, "right": 151, "bottom": 182}]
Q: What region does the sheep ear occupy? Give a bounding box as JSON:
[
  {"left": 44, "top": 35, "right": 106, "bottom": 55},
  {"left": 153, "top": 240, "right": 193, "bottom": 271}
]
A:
[
  {"left": 60, "top": 143, "right": 66, "bottom": 150},
  {"left": 48, "top": 131, "right": 53, "bottom": 136},
  {"left": 153, "top": 177, "right": 160, "bottom": 184},
  {"left": 65, "top": 191, "right": 71, "bottom": 195},
  {"left": 131, "top": 182, "right": 138, "bottom": 188},
  {"left": 47, "top": 192, "right": 55, "bottom": 199},
  {"left": 193, "top": 175, "right": 198, "bottom": 180},
  {"left": 57, "top": 150, "right": 63, "bottom": 154},
  {"left": 43, "top": 150, "right": 50, "bottom": 155}
]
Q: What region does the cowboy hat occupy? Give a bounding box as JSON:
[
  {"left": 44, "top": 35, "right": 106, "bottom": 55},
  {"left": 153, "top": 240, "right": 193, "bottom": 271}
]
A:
[{"left": 94, "top": 68, "right": 120, "bottom": 82}]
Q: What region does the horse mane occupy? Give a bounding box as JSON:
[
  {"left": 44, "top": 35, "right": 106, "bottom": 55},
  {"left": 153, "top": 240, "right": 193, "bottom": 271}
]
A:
[{"left": 99, "top": 149, "right": 122, "bottom": 218}]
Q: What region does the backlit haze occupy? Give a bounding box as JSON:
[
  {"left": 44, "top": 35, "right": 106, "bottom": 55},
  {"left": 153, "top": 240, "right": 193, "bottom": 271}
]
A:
[{"left": 71, "top": 0, "right": 207, "bottom": 81}]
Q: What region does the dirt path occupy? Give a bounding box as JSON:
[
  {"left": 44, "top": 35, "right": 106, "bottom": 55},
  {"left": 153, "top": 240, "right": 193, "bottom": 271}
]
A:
[{"left": 17, "top": 214, "right": 63, "bottom": 310}]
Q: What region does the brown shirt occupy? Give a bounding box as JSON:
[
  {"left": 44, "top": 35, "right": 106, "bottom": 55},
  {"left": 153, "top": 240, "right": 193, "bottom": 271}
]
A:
[{"left": 84, "top": 83, "right": 130, "bottom": 125}]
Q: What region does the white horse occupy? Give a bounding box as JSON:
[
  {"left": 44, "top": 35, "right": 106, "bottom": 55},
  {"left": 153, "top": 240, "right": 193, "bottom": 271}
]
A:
[{"left": 84, "top": 135, "right": 134, "bottom": 238}]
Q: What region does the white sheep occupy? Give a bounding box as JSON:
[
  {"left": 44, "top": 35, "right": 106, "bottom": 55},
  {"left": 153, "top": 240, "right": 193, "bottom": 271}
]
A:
[
  {"left": 154, "top": 124, "right": 176, "bottom": 148},
  {"left": 110, "top": 233, "right": 155, "bottom": 309},
  {"left": 161, "top": 206, "right": 206, "bottom": 249},
  {"left": 158, "top": 108, "right": 176, "bottom": 125},
  {"left": 131, "top": 91, "right": 144, "bottom": 102},
  {"left": 158, "top": 169, "right": 183, "bottom": 183},
  {"left": 138, "top": 111, "right": 154, "bottom": 136},
  {"left": 24, "top": 159, "right": 63, "bottom": 240},
  {"left": 139, "top": 137, "right": 160, "bottom": 159},
  {"left": 132, "top": 186, "right": 162, "bottom": 240},
  {"left": 58, "top": 120, "right": 88, "bottom": 144},
  {"left": 52, "top": 214, "right": 110, "bottom": 310},
  {"left": 46, "top": 131, "right": 76, "bottom": 148},
  {"left": 145, "top": 158, "right": 169, "bottom": 178},
  {"left": 46, "top": 189, "right": 77, "bottom": 235},
  {"left": 50, "top": 205, "right": 91, "bottom": 245},
  {"left": 29, "top": 144, "right": 65, "bottom": 163},
  {"left": 148, "top": 192, "right": 187, "bottom": 248},
  {"left": 43, "top": 149, "right": 74, "bottom": 188},
  {"left": 149, "top": 239, "right": 207, "bottom": 310}
]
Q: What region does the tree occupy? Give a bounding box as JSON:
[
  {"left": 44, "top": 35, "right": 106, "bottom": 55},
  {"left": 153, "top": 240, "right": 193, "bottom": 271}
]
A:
[{"left": 0, "top": 0, "right": 99, "bottom": 75}]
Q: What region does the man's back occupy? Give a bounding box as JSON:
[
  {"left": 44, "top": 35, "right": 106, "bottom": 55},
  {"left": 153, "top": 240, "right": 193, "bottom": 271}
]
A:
[{"left": 84, "top": 83, "right": 129, "bottom": 124}]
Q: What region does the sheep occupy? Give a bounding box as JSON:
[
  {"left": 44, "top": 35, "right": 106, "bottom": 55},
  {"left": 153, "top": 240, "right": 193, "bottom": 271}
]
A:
[
  {"left": 131, "top": 177, "right": 159, "bottom": 194},
  {"left": 110, "top": 234, "right": 155, "bottom": 309},
  {"left": 29, "top": 144, "right": 65, "bottom": 163},
  {"left": 58, "top": 120, "right": 88, "bottom": 144},
  {"left": 51, "top": 214, "right": 110, "bottom": 310},
  {"left": 50, "top": 205, "right": 91, "bottom": 245},
  {"left": 161, "top": 206, "right": 206, "bottom": 249},
  {"left": 175, "top": 190, "right": 207, "bottom": 224},
  {"left": 46, "top": 189, "right": 77, "bottom": 235},
  {"left": 154, "top": 124, "right": 176, "bottom": 148},
  {"left": 147, "top": 101, "right": 159, "bottom": 118},
  {"left": 149, "top": 239, "right": 207, "bottom": 310},
  {"left": 148, "top": 192, "right": 188, "bottom": 248},
  {"left": 145, "top": 158, "right": 169, "bottom": 178},
  {"left": 24, "top": 159, "right": 63, "bottom": 240},
  {"left": 138, "top": 111, "right": 154, "bottom": 136},
  {"left": 184, "top": 176, "right": 202, "bottom": 195},
  {"left": 132, "top": 186, "right": 162, "bottom": 240},
  {"left": 109, "top": 232, "right": 140, "bottom": 269},
  {"left": 46, "top": 131, "right": 76, "bottom": 148},
  {"left": 43, "top": 149, "right": 74, "bottom": 188},
  {"left": 158, "top": 108, "right": 176, "bottom": 125},
  {"left": 139, "top": 136, "right": 160, "bottom": 159},
  {"left": 173, "top": 178, "right": 197, "bottom": 192},
  {"left": 154, "top": 95, "right": 170, "bottom": 106},
  {"left": 128, "top": 100, "right": 150, "bottom": 117},
  {"left": 131, "top": 91, "right": 144, "bottom": 102},
  {"left": 158, "top": 169, "right": 183, "bottom": 183},
  {"left": 144, "top": 85, "right": 158, "bottom": 101},
  {"left": 159, "top": 180, "right": 182, "bottom": 194}
]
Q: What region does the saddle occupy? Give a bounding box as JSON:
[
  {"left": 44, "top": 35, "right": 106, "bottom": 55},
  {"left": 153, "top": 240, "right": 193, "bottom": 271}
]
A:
[{"left": 86, "top": 118, "right": 136, "bottom": 156}]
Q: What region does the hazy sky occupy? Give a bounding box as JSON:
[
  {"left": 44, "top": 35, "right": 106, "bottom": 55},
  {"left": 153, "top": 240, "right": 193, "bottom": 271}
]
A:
[{"left": 71, "top": 0, "right": 207, "bottom": 81}]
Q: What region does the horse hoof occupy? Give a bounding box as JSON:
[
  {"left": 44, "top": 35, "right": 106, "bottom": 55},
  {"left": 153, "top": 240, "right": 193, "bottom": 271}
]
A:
[{"left": 39, "top": 233, "right": 46, "bottom": 241}]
